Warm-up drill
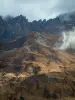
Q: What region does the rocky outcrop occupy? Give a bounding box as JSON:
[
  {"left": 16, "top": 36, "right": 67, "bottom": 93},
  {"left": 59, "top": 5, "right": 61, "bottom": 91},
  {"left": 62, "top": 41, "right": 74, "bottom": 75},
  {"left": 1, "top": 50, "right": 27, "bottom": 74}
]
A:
[{"left": 0, "top": 11, "right": 75, "bottom": 41}]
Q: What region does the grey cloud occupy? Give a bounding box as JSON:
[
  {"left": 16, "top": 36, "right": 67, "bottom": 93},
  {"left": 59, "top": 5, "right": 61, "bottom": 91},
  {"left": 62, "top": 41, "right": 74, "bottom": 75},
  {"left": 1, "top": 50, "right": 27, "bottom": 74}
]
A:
[{"left": 0, "top": 0, "right": 75, "bottom": 21}]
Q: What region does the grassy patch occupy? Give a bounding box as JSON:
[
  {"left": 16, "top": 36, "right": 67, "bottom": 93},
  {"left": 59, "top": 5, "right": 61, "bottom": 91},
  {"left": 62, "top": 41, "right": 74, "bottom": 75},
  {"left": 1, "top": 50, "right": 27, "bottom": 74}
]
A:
[{"left": 64, "top": 97, "right": 75, "bottom": 100}]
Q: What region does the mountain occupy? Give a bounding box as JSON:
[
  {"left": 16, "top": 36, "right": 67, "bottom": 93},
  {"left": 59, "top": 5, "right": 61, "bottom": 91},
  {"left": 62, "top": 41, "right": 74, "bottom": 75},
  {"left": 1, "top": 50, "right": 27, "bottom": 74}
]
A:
[
  {"left": 59, "top": 11, "right": 75, "bottom": 22},
  {"left": 0, "top": 15, "right": 29, "bottom": 40},
  {"left": 0, "top": 11, "right": 75, "bottom": 41},
  {"left": 0, "top": 11, "right": 75, "bottom": 51},
  {"left": 0, "top": 32, "right": 75, "bottom": 74},
  {"left": 0, "top": 15, "right": 75, "bottom": 99}
]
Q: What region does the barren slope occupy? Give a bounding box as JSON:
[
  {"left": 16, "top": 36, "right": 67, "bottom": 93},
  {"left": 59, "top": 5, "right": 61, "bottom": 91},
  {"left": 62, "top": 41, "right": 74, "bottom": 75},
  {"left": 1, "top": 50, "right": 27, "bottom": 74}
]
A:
[{"left": 0, "top": 32, "right": 75, "bottom": 78}]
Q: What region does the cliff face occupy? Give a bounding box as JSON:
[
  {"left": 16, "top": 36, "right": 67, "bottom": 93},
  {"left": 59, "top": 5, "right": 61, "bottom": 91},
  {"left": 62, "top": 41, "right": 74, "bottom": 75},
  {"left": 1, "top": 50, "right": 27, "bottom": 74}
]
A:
[
  {"left": 0, "top": 11, "right": 75, "bottom": 41},
  {"left": 0, "top": 12, "right": 75, "bottom": 51}
]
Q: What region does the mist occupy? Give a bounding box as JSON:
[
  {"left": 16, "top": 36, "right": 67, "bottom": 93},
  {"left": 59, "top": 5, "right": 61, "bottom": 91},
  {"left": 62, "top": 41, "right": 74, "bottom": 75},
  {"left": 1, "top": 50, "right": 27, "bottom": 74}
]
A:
[
  {"left": 59, "top": 28, "right": 75, "bottom": 50},
  {"left": 0, "top": 0, "right": 75, "bottom": 21}
]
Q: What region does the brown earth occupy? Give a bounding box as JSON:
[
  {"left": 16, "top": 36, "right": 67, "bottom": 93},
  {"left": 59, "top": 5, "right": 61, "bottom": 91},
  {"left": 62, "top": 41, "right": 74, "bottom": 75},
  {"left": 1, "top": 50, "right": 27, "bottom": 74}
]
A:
[
  {"left": 0, "top": 32, "right": 75, "bottom": 77},
  {"left": 0, "top": 32, "right": 75, "bottom": 100}
]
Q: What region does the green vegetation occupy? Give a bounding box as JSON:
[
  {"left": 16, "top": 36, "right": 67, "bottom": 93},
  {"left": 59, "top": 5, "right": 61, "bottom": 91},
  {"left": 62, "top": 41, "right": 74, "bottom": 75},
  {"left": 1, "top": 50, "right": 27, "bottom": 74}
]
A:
[{"left": 64, "top": 97, "right": 75, "bottom": 100}]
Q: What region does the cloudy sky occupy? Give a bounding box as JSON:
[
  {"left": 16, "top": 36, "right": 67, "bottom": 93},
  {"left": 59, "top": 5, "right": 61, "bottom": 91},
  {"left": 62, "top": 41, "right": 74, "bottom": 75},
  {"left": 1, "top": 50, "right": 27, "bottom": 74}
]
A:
[{"left": 0, "top": 0, "right": 75, "bottom": 21}]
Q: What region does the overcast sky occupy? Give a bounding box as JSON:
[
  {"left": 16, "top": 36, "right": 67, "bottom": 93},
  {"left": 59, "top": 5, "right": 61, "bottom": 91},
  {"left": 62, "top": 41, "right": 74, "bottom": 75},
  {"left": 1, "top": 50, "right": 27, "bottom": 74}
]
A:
[{"left": 0, "top": 0, "right": 75, "bottom": 21}]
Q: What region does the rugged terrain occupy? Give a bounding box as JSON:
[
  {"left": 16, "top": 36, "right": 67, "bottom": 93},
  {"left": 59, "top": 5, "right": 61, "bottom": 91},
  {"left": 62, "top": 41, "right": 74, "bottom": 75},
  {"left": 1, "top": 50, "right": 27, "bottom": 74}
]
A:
[
  {"left": 0, "top": 11, "right": 75, "bottom": 45},
  {"left": 0, "top": 32, "right": 75, "bottom": 100},
  {"left": 0, "top": 32, "right": 75, "bottom": 75},
  {"left": 0, "top": 11, "right": 75, "bottom": 52},
  {"left": 0, "top": 11, "right": 75, "bottom": 100}
]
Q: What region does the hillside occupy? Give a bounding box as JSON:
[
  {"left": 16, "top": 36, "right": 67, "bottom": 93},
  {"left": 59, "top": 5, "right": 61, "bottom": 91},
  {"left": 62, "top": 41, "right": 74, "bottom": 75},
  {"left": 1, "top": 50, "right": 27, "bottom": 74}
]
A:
[
  {"left": 0, "top": 11, "right": 75, "bottom": 53},
  {"left": 0, "top": 32, "right": 75, "bottom": 100},
  {"left": 0, "top": 11, "right": 75, "bottom": 100},
  {"left": 0, "top": 32, "right": 75, "bottom": 76}
]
